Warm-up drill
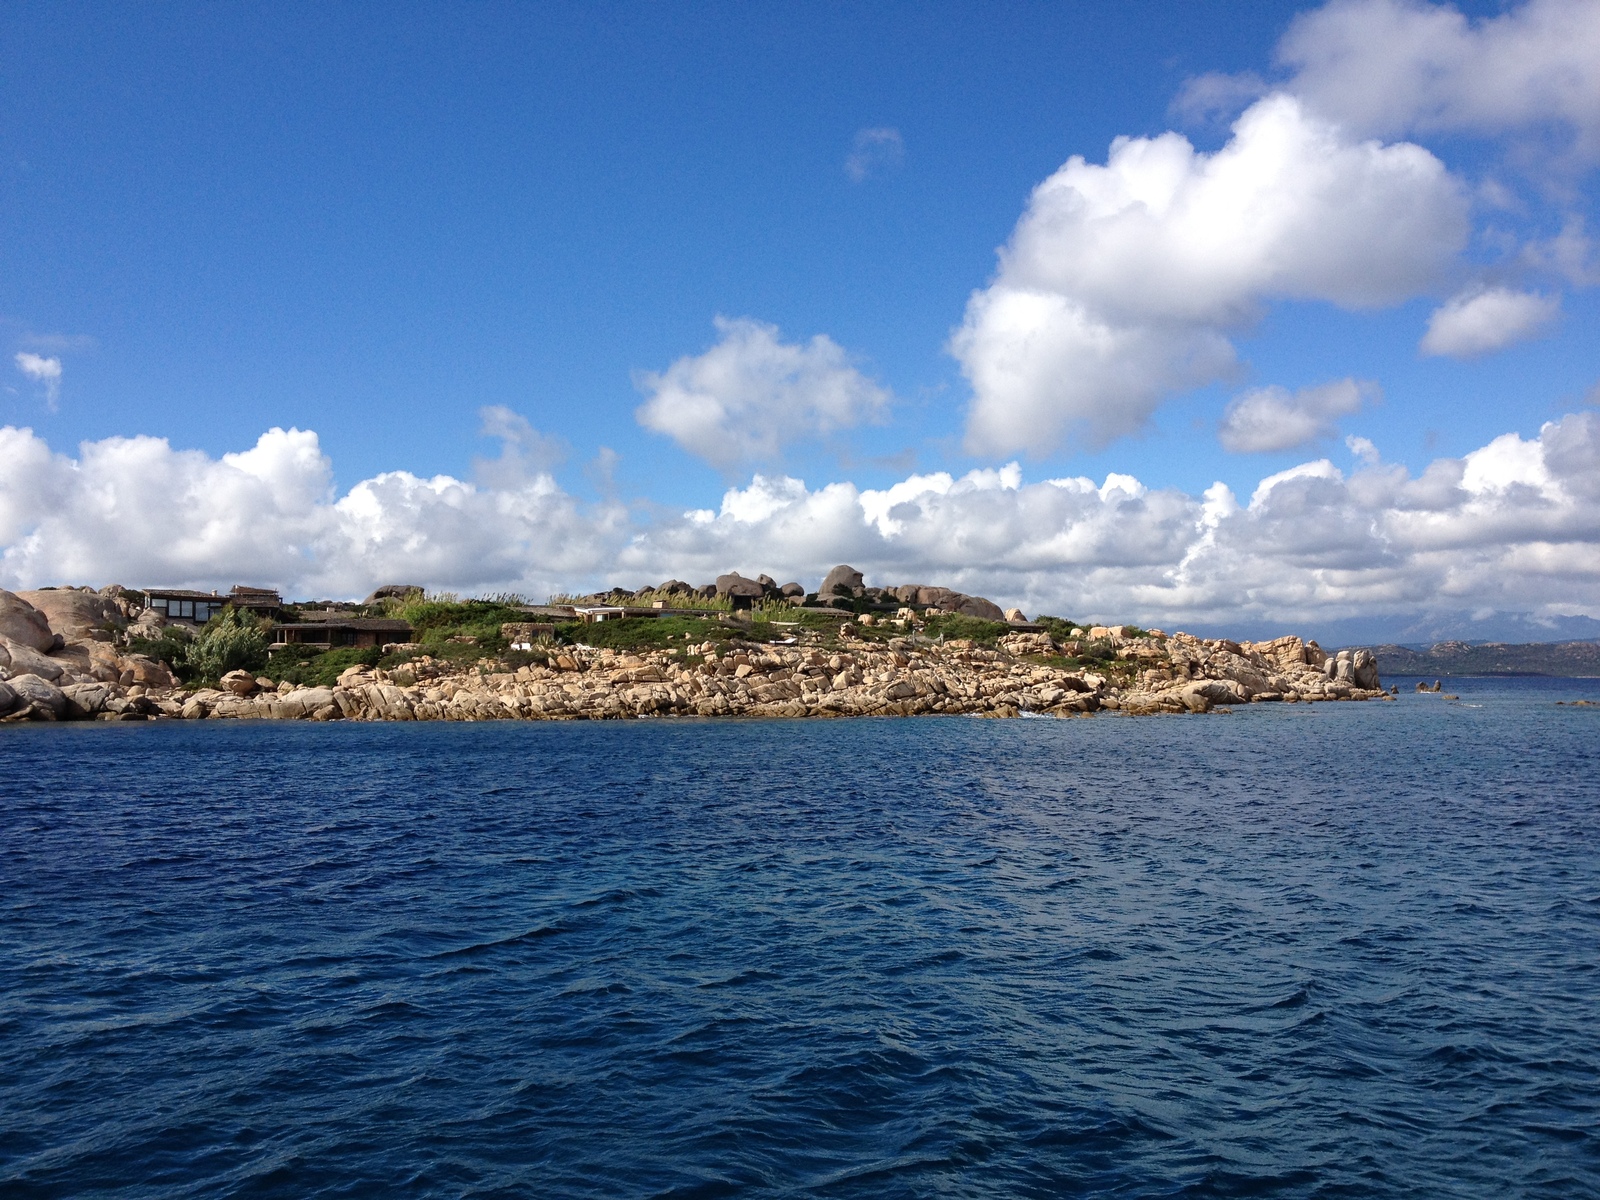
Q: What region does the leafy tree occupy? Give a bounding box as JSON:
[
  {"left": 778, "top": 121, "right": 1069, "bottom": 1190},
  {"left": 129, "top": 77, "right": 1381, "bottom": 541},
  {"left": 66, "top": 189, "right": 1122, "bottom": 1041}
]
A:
[{"left": 187, "top": 606, "right": 269, "bottom": 681}]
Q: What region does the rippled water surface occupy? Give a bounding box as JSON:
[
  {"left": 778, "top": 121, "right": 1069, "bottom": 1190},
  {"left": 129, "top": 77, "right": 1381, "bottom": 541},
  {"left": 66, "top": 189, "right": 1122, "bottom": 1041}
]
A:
[{"left": 3, "top": 677, "right": 1598, "bottom": 1198}]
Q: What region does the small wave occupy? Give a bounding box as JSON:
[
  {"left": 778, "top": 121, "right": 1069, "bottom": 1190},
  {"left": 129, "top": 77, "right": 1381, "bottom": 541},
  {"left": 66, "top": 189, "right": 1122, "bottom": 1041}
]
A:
[
  {"left": 571, "top": 886, "right": 658, "bottom": 908},
  {"left": 1074, "top": 946, "right": 1125, "bottom": 963},
  {"left": 696, "top": 969, "right": 780, "bottom": 989},
  {"left": 429, "top": 925, "right": 566, "bottom": 958},
  {"left": 559, "top": 979, "right": 633, "bottom": 997}
]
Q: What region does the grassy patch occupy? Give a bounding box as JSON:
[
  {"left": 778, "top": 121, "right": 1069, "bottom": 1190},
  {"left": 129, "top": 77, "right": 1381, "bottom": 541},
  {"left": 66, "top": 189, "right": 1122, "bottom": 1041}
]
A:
[
  {"left": 920, "top": 613, "right": 1011, "bottom": 646},
  {"left": 265, "top": 645, "right": 381, "bottom": 688},
  {"left": 556, "top": 615, "right": 732, "bottom": 651},
  {"left": 400, "top": 598, "right": 529, "bottom": 645}
]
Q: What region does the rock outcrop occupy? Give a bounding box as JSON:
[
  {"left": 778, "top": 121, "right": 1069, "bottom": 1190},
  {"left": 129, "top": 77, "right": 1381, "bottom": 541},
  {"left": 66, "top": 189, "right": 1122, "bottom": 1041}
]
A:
[
  {"left": 819, "top": 565, "right": 866, "bottom": 598},
  {"left": 715, "top": 572, "right": 767, "bottom": 599},
  {"left": 582, "top": 565, "right": 1014, "bottom": 620},
  {"left": 17, "top": 588, "right": 127, "bottom": 642},
  {"left": 0, "top": 587, "right": 178, "bottom": 717},
  {"left": 0, "top": 584, "right": 1390, "bottom": 725}
]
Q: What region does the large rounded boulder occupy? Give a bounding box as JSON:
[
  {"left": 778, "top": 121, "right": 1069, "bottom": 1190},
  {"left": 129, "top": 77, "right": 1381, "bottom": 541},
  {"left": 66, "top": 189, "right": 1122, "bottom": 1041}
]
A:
[
  {"left": 0, "top": 638, "right": 64, "bottom": 681},
  {"left": 819, "top": 565, "right": 865, "bottom": 598},
  {"left": 0, "top": 590, "right": 56, "bottom": 652},
  {"left": 715, "top": 572, "right": 766, "bottom": 599},
  {"left": 7, "top": 674, "right": 70, "bottom": 718},
  {"left": 954, "top": 595, "right": 1006, "bottom": 622},
  {"left": 18, "top": 587, "right": 125, "bottom": 642}
]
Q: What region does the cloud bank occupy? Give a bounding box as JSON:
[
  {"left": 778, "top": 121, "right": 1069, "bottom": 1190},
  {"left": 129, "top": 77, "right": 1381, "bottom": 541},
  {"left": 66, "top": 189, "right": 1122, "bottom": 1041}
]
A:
[
  {"left": 951, "top": 94, "right": 1467, "bottom": 457},
  {"left": 4, "top": 412, "right": 1598, "bottom": 628}
]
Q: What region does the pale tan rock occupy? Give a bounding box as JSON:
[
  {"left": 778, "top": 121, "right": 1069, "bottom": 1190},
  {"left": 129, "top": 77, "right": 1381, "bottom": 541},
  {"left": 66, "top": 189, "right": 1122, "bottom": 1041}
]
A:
[
  {"left": 120, "top": 655, "right": 177, "bottom": 688},
  {"left": 277, "top": 687, "right": 336, "bottom": 719},
  {"left": 3, "top": 637, "right": 65, "bottom": 682},
  {"left": 0, "top": 590, "right": 56, "bottom": 652},
  {"left": 18, "top": 588, "right": 125, "bottom": 643}
]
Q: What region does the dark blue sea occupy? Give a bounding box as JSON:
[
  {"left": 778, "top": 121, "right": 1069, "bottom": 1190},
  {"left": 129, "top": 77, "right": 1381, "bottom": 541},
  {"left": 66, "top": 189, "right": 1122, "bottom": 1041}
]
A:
[{"left": 2, "top": 677, "right": 1598, "bottom": 1198}]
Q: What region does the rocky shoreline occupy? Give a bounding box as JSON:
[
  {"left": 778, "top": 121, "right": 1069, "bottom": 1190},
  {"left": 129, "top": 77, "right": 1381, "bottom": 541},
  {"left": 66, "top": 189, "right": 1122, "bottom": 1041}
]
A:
[{"left": 1, "top": 584, "right": 1390, "bottom": 723}]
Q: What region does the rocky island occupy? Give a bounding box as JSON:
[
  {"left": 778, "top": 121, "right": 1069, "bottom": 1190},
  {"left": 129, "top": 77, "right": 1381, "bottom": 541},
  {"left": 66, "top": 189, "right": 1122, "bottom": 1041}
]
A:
[{"left": 0, "top": 567, "right": 1388, "bottom": 723}]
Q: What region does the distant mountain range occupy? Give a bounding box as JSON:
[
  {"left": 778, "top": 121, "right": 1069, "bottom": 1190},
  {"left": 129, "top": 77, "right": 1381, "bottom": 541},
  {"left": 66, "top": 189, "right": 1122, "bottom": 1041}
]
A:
[
  {"left": 1179, "top": 610, "right": 1600, "bottom": 650},
  {"left": 1369, "top": 640, "right": 1600, "bottom": 678}
]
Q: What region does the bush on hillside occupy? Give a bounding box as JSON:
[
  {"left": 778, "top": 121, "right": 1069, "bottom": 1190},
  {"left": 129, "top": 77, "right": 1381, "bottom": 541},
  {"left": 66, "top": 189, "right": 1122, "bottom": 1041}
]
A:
[
  {"left": 265, "top": 645, "right": 383, "bottom": 688},
  {"left": 187, "top": 607, "right": 269, "bottom": 681}
]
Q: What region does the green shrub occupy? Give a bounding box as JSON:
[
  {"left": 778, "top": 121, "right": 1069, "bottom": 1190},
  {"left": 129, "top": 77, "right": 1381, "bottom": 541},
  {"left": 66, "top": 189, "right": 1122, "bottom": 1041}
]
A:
[
  {"left": 126, "top": 629, "right": 197, "bottom": 680},
  {"left": 557, "top": 615, "right": 720, "bottom": 651},
  {"left": 265, "top": 645, "right": 382, "bottom": 688},
  {"left": 1076, "top": 639, "right": 1118, "bottom": 662},
  {"left": 395, "top": 598, "right": 529, "bottom": 654},
  {"left": 186, "top": 607, "right": 269, "bottom": 682}
]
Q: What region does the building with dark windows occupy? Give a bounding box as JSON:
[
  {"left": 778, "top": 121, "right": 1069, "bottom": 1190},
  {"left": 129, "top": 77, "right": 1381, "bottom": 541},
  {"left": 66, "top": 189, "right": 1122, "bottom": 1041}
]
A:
[
  {"left": 141, "top": 585, "right": 286, "bottom": 627},
  {"left": 269, "top": 617, "right": 414, "bottom": 649},
  {"left": 141, "top": 589, "right": 226, "bottom": 626}
]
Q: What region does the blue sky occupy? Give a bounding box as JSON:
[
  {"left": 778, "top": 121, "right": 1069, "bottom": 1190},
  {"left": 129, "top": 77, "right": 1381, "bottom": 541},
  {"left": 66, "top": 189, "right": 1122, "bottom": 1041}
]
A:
[
  {"left": 2, "top": 1, "right": 1598, "bottom": 633},
  {"left": 0, "top": 1, "right": 1381, "bottom": 491}
]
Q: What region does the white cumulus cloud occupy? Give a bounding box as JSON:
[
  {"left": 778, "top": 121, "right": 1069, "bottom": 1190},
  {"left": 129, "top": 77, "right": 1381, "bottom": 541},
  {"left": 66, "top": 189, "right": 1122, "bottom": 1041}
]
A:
[
  {"left": 1219, "top": 378, "right": 1376, "bottom": 453},
  {"left": 14, "top": 352, "right": 62, "bottom": 410},
  {"left": 952, "top": 94, "right": 1467, "bottom": 456},
  {"left": 1420, "top": 286, "right": 1561, "bottom": 357},
  {"left": 4, "top": 412, "right": 1600, "bottom": 629},
  {"left": 0, "top": 424, "right": 623, "bottom": 599},
  {"left": 635, "top": 316, "right": 891, "bottom": 470},
  {"left": 1279, "top": 0, "right": 1600, "bottom": 159}
]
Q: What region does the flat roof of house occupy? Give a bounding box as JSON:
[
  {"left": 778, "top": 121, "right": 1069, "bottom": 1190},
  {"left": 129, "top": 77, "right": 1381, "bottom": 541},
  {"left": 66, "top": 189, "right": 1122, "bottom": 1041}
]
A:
[
  {"left": 143, "top": 588, "right": 222, "bottom": 599},
  {"left": 272, "top": 618, "right": 414, "bottom": 631}
]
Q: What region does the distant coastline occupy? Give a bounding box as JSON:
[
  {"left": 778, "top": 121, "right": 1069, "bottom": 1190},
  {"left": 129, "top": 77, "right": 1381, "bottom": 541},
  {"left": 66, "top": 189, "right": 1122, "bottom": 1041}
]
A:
[{"left": 1375, "top": 640, "right": 1600, "bottom": 678}]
